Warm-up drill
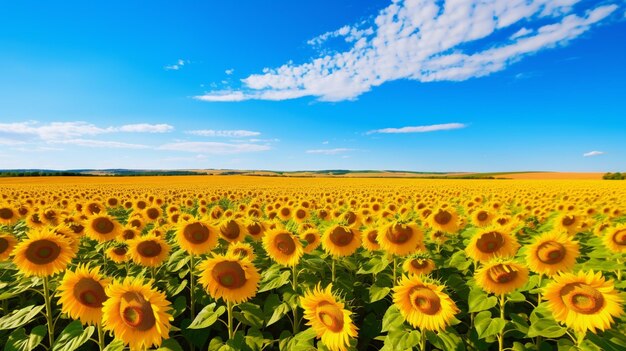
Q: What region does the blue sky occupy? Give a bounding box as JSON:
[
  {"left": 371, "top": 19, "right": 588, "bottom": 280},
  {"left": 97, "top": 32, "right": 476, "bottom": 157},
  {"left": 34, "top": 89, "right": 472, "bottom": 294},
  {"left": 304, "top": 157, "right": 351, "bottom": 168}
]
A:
[{"left": 0, "top": 0, "right": 624, "bottom": 171}]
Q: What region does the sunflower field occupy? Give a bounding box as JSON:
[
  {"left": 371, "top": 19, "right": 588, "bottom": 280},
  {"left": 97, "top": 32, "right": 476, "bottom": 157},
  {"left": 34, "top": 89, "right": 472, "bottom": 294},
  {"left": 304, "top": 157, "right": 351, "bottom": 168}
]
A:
[{"left": 0, "top": 176, "right": 625, "bottom": 351}]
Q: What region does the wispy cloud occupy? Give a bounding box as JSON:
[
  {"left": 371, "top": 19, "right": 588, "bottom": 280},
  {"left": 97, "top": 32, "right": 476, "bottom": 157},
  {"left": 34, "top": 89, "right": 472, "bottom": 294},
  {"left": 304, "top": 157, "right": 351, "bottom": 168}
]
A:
[
  {"left": 187, "top": 129, "right": 261, "bottom": 138},
  {"left": 164, "top": 59, "right": 188, "bottom": 71},
  {"left": 0, "top": 137, "right": 26, "bottom": 146},
  {"left": 225, "top": 69, "right": 234, "bottom": 75},
  {"left": 583, "top": 151, "right": 605, "bottom": 157},
  {"left": 0, "top": 121, "right": 174, "bottom": 140},
  {"left": 49, "top": 139, "right": 150, "bottom": 149},
  {"left": 195, "top": 1, "right": 618, "bottom": 102},
  {"left": 306, "top": 148, "right": 353, "bottom": 155},
  {"left": 367, "top": 123, "right": 466, "bottom": 135},
  {"left": 159, "top": 142, "right": 270, "bottom": 154},
  {"left": 117, "top": 123, "right": 174, "bottom": 133}
]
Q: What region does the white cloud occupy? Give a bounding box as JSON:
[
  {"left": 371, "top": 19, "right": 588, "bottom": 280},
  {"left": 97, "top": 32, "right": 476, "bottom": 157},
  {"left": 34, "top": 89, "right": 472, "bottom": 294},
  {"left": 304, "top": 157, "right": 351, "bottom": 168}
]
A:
[
  {"left": 322, "top": 141, "right": 329, "bottom": 145},
  {"left": 583, "top": 151, "right": 605, "bottom": 157},
  {"left": 165, "top": 59, "right": 187, "bottom": 71},
  {"left": 195, "top": 1, "right": 618, "bottom": 102},
  {"left": 117, "top": 123, "right": 174, "bottom": 133},
  {"left": 306, "top": 148, "right": 353, "bottom": 155},
  {"left": 225, "top": 69, "right": 235, "bottom": 75},
  {"left": 49, "top": 139, "right": 150, "bottom": 149},
  {"left": 187, "top": 129, "right": 261, "bottom": 138},
  {"left": 367, "top": 123, "right": 466, "bottom": 135},
  {"left": 159, "top": 142, "right": 270, "bottom": 154},
  {"left": 0, "top": 137, "right": 26, "bottom": 146}
]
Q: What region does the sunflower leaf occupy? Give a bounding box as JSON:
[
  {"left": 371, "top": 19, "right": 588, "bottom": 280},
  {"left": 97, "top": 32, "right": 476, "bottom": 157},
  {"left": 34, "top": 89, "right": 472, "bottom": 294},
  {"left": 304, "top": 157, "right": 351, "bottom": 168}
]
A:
[
  {"left": 527, "top": 303, "right": 567, "bottom": 338},
  {"left": 259, "top": 270, "right": 291, "bottom": 293},
  {"left": 156, "top": 338, "right": 184, "bottom": 351},
  {"left": 51, "top": 320, "right": 94, "bottom": 351},
  {"left": 468, "top": 288, "right": 497, "bottom": 313},
  {"left": 4, "top": 325, "right": 46, "bottom": 351},
  {"left": 381, "top": 305, "right": 405, "bottom": 332},
  {"left": 0, "top": 305, "right": 44, "bottom": 330},
  {"left": 188, "top": 303, "right": 226, "bottom": 329},
  {"left": 474, "top": 311, "right": 505, "bottom": 339}
]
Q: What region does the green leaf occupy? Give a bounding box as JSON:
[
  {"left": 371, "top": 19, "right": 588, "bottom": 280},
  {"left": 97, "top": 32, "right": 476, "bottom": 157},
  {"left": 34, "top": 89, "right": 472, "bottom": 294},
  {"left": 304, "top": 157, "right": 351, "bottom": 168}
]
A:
[
  {"left": 0, "top": 305, "right": 45, "bottom": 330},
  {"left": 259, "top": 270, "right": 291, "bottom": 293},
  {"left": 4, "top": 325, "right": 47, "bottom": 351},
  {"left": 171, "top": 295, "right": 187, "bottom": 318},
  {"left": 263, "top": 294, "right": 290, "bottom": 326},
  {"left": 357, "top": 255, "right": 390, "bottom": 275},
  {"left": 156, "top": 339, "right": 184, "bottom": 351},
  {"left": 447, "top": 250, "right": 472, "bottom": 271},
  {"left": 51, "top": 320, "right": 95, "bottom": 351},
  {"left": 369, "top": 284, "right": 390, "bottom": 303},
  {"left": 527, "top": 303, "right": 567, "bottom": 338},
  {"left": 508, "top": 291, "right": 526, "bottom": 302},
  {"left": 384, "top": 328, "right": 421, "bottom": 350},
  {"left": 468, "top": 288, "right": 497, "bottom": 313},
  {"left": 235, "top": 303, "right": 265, "bottom": 329},
  {"left": 188, "top": 303, "right": 226, "bottom": 329},
  {"left": 102, "top": 339, "right": 125, "bottom": 351},
  {"left": 474, "top": 311, "right": 506, "bottom": 339},
  {"left": 381, "top": 305, "right": 404, "bottom": 332}
]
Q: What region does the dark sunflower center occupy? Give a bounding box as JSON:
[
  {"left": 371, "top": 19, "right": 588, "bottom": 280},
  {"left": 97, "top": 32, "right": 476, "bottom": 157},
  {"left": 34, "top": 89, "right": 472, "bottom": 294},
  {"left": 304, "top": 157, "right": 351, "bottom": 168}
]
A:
[
  {"left": 92, "top": 217, "right": 114, "bottom": 234},
  {"left": 220, "top": 221, "right": 241, "bottom": 239},
  {"left": 612, "top": 229, "right": 626, "bottom": 246},
  {"left": 476, "top": 232, "right": 505, "bottom": 253},
  {"left": 316, "top": 302, "right": 344, "bottom": 332},
  {"left": 411, "top": 259, "right": 429, "bottom": 269},
  {"left": 562, "top": 216, "right": 575, "bottom": 226},
  {"left": 25, "top": 239, "right": 61, "bottom": 264},
  {"left": 183, "top": 222, "right": 210, "bottom": 244},
  {"left": 560, "top": 283, "right": 604, "bottom": 314},
  {"left": 232, "top": 248, "right": 249, "bottom": 258},
  {"left": 146, "top": 208, "right": 160, "bottom": 220},
  {"left": 0, "top": 237, "right": 9, "bottom": 253},
  {"left": 88, "top": 203, "right": 101, "bottom": 214},
  {"left": 434, "top": 211, "right": 452, "bottom": 225},
  {"left": 280, "top": 208, "right": 291, "bottom": 217},
  {"left": 69, "top": 224, "right": 84, "bottom": 234},
  {"left": 0, "top": 208, "right": 14, "bottom": 219},
  {"left": 73, "top": 278, "right": 106, "bottom": 308},
  {"left": 275, "top": 233, "right": 296, "bottom": 255},
  {"left": 344, "top": 212, "right": 357, "bottom": 224},
  {"left": 476, "top": 211, "right": 488, "bottom": 221},
  {"left": 410, "top": 287, "right": 441, "bottom": 315},
  {"left": 329, "top": 227, "right": 354, "bottom": 247},
  {"left": 385, "top": 224, "right": 412, "bottom": 244},
  {"left": 137, "top": 241, "right": 162, "bottom": 258},
  {"left": 319, "top": 210, "right": 328, "bottom": 218},
  {"left": 537, "top": 241, "right": 566, "bottom": 264},
  {"left": 304, "top": 233, "right": 317, "bottom": 244},
  {"left": 136, "top": 201, "right": 147, "bottom": 210},
  {"left": 122, "top": 230, "right": 136, "bottom": 240},
  {"left": 120, "top": 292, "right": 156, "bottom": 331},
  {"left": 113, "top": 247, "right": 127, "bottom": 255},
  {"left": 31, "top": 213, "right": 42, "bottom": 224},
  {"left": 247, "top": 223, "right": 262, "bottom": 236},
  {"left": 367, "top": 230, "right": 379, "bottom": 244},
  {"left": 488, "top": 264, "right": 518, "bottom": 284},
  {"left": 296, "top": 209, "right": 307, "bottom": 219},
  {"left": 129, "top": 219, "right": 142, "bottom": 228},
  {"left": 212, "top": 261, "right": 247, "bottom": 289}
]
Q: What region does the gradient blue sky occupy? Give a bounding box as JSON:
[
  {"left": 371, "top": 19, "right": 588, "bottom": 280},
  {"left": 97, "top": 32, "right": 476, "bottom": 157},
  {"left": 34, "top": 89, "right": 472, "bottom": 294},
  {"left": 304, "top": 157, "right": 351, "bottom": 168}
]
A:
[{"left": 0, "top": 0, "right": 624, "bottom": 171}]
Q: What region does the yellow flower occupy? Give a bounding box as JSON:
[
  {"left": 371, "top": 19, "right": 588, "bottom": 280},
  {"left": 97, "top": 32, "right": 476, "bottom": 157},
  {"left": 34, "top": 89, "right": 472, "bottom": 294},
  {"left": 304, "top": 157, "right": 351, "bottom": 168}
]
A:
[
  {"left": 475, "top": 260, "right": 529, "bottom": 295},
  {"left": 465, "top": 227, "right": 520, "bottom": 262},
  {"left": 322, "top": 225, "right": 361, "bottom": 257},
  {"left": 176, "top": 218, "right": 218, "bottom": 255},
  {"left": 57, "top": 264, "right": 109, "bottom": 325},
  {"left": 0, "top": 204, "right": 18, "bottom": 225},
  {"left": 300, "top": 284, "right": 358, "bottom": 351},
  {"left": 361, "top": 227, "right": 381, "bottom": 251},
  {"left": 526, "top": 231, "right": 579, "bottom": 276},
  {"left": 543, "top": 271, "right": 624, "bottom": 333},
  {"left": 127, "top": 234, "right": 170, "bottom": 268},
  {"left": 218, "top": 219, "right": 246, "bottom": 243},
  {"left": 263, "top": 229, "right": 303, "bottom": 266},
  {"left": 226, "top": 241, "right": 256, "bottom": 261},
  {"left": 102, "top": 277, "right": 172, "bottom": 351},
  {"left": 393, "top": 275, "right": 459, "bottom": 331},
  {"left": 427, "top": 207, "right": 460, "bottom": 233},
  {"left": 85, "top": 214, "right": 122, "bottom": 243},
  {"left": 402, "top": 257, "right": 435, "bottom": 276},
  {"left": 198, "top": 253, "right": 260, "bottom": 304},
  {"left": 106, "top": 246, "right": 129, "bottom": 264},
  {"left": 12, "top": 227, "right": 74, "bottom": 277},
  {"left": 0, "top": 233, "right": 18, "bottom": 261},
  {"left": 603, "top": 224, "right": 626, "bottom": 253},
  {"left": 378, "top": 222, "right": 424, "bottom": 256},
  {"left": 300, "top": 229, "right": 322, "bottom": 253}
]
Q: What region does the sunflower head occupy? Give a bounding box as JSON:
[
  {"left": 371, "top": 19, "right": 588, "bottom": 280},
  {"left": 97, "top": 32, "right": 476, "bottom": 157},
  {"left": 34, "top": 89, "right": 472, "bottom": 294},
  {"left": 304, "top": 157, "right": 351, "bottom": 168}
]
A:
[
  {"left": 526, "top": 231, "right": 579, "bottom": 276},
  {"left": 543, "top": 270, "right": 624, "bottom": 333},
  {"left": 475, "top": 259, "right": 529, "bottom": 295},
  {"left": 361, "top": 227, "right": 381, "bottom": 252},
  {"left": 427, "top": 207, "right": 460, "bottom": 233},
  {"left": 300, "top": 284, "right": 358, "bottom": 351},
  {"left": 85, "top": 214, "right": 121, "bottom": 243},
  {"left": 322, "top": 225, "right": 361, "bottom": 257},
  {"left": 13, "top": 227, "right": 74, "bottom": 277},
  {"left": 102, "top": 277, "right": 172, "bottom": 350},
  {"left": 227, "top": 241, "right": 256, "bottom": 261},
  {"left": 128, "top": 234, "right": 170, "bottom": 268},
  {"left": 218, "top": 219, "right": 246, "bottom": 242},
  {"left": 300, "top": 229, "right": 321, "bottom": 254},
  {"left": 378, "top": 222, "right": 424, "bottom": 256},
  {"left": 106, "top": 245, "right": 129, "bottom": 264},
  {"left": 263, "top": 229, "right": 303, "bottom": 266},
  {"left": 603, "top": 224, "right": 626, "bottom": 253},
  {"left": 466, "top": 227, "right": 520, "bottom": 262},
  {"left": 176, "top": 218, "right": 218, "bottom": 255},
  {"left": 554, "top": 213, "right": 581, "bottom": 235},
  {"left": 58, "top": 264, "right": 110, "bottom": 325},
  {"left": 244, "top": 219, "right": 266, "bottom": 241},
  {"left": 0, "top": 204, "right": 18, "bottom": 225},
  {"left": 198, "top": 253, "right": 260, "bottom": 304},
  {"left": 393, "top": 275, "right": 459, "bottom": 331},
  {"left": 0, "top": 233, "right": 18, "bottom": 261},
  {"left": 402, "top": 256, "right": 435, "bottom": 276}
]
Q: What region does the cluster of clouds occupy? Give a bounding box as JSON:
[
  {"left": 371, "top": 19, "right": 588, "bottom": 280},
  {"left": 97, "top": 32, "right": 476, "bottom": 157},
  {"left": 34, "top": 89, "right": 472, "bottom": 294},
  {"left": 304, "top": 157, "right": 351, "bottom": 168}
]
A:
[{"left": 194, "top": 0, "right": 619, "bottom": 102}]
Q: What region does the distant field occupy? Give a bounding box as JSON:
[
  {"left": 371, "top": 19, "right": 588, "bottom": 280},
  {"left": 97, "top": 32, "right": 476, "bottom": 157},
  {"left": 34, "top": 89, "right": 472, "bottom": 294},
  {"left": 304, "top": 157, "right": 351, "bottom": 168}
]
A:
[{"left": 500, "top": 172, "right": 604, "bottom": 180}]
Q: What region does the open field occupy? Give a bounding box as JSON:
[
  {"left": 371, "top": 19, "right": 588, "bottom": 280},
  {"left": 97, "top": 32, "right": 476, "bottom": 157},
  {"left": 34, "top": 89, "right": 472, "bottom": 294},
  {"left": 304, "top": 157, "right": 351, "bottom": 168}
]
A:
[{"left": 0, "top": 176, "right": 625, "bottom": 351}]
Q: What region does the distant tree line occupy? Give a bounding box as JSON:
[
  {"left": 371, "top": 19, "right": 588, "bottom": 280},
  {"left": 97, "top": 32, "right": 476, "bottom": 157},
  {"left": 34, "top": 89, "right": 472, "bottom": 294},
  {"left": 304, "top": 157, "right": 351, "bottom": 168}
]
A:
[
  {"left": 603, "top": 172, "right": 625, "bottom": 180},
  {"left": 0, "top": 171, "right": 90, "bottom": 177}
]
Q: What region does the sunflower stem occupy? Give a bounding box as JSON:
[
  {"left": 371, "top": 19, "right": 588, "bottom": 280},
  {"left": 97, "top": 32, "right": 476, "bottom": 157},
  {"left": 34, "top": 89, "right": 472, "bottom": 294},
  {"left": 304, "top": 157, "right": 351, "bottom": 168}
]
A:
[
  {"left": 331, "top": 258, "right": 336, "bottom": 282},
  {"left": 498, "top": 293, "right": 505, "bottom": 351},
  {"left": 537, "top": 274, "right": 543, "bottom": 305},
  {"left": 292, "top": 264, "right": 300, "bottom": 334},
  {"left": 419, "top": 328, "right": 426, "bottom": 351},
  {"left": 97, "top": 323, "right": 105, "bottom": 351},
  {"left": 189, "top": 254, "right": 196, "bottom": 320},
  {"left": 393, "top": 256, "right": 397, "bottom": 285},
  {"left": 43, "top": 276, "right": 55, "bottom": 348},
  {"left": 227, "top": 301, "right": 234, "bottom": 340}
]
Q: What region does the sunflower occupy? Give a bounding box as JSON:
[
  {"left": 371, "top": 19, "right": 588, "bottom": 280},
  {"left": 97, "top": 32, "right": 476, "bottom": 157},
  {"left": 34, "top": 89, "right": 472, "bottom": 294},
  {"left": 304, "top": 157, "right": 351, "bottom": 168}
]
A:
[
  {"left": 465, "top": 227, "right": 520, "bottom": 262},
  {"left": 293, "top": 206, "right": 310, "bottom": 223},
  {"left": 0, "top": 233, "right": 18, "bottom": 261},
  {"left": 26, "top": 212, "right": 45, "bottom": 229},
  {"left": 471, "top": 208, "right": 494, "bottom": 227},
  {"left": 361, "top": 227, "right": 381, "bottom": 252},
  {"left": 263, "top": 229, "right": 303, "bottom": 266},
  {"left": 244, "top": 219, "right": 266, "bottom": 241},
  {"left": 300, "top": 284, "right": 358, "bottom": 351},
  {"left": 278, "top": 206, "right": 292, "bottom": 221},
  {"left": 603, "top": 224, "right": 626, "bottom": 253},
  {"left": 197, "top": 253, "right": 260, "bottom": 304},
  {"left": 403, "top": 257, "right": 435, "bottom": 276},
  {"left": 85, "top": 214, "right": 122, "bottom": 243},
  {"left": 118, "top": 226, "right": 139, "bottom": 242},
  {"left": 127, "top": 234, "right": 170, "bottom": 268},
  {"left": 0, "top": 204, "right": 18, "bottom": 225},
  {"left": 543, "top": 270, "right": 623, "bottom": 333},
  {"left": 102, "top": 277, "right": 172, "bottom": 351},
  {"left": 427, "top": 207, "right": 460, "bottom": 233},
  {"left": 378, "top": 222, "right": 424, "bottom": 256},
  {"left": 143, "top": 206, "right": 162, "bottom": 223},
  {"left": 107, "top": 246, "right": 129, "bottom": 264},
  {"left": 526, "top": 231, "right": 579, "bottom": 276},
  {"left": 53, "top": 224, "right": 81, "bottom": 254},
  {"left": 57, "top": 264, "right": 109, "bottom": 325},
  {"left": 176, "top": 218, "right": 218, "bottom": 255},
  {"left": 393, "top": 275, "right": 459, "bottom": 331},
  {"left": 553, "top": 213, "right": 581, "bottom": 235},
  {"left": 475, "top": 260, "right": 529, "bottom": 295},
  {"left": 322, "top": 225, "right": 361, "bottom": 257},
  {"left": 12, "top": 227, "right": 74, "bottom": 277},
  {"left": 341, "top": 211, "right": 361, "bottom": 228},
  {"left": 300, "top": 229, "right": 321, "bottom": 254},
  {"left": 218, "top": 219, "right": 246, "bottom": 243},
  {"left": 226, "top": 242, "right": 256, "bottom": 261}
]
